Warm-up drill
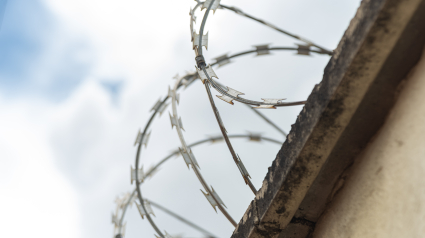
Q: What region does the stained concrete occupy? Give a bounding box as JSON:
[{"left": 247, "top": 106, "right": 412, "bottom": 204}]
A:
[{"left": 313, "top": 47, "right": 425, "bottom": 238}]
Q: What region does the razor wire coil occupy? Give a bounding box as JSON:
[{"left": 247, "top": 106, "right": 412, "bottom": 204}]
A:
[{"left": 112, "top": 1, "right": 332, "bottom": 237}]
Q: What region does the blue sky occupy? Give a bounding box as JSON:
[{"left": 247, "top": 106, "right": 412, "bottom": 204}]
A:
[
  {"left": 0, "top": 0, "right": 361, "bottom": 237},
  {"left": 0, "top": 0, "right": 92, "bottom": 100}
]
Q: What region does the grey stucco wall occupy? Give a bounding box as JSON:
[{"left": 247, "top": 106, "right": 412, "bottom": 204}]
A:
[{"left": 313, "top": 48, "right": 425, "bottom": 238}]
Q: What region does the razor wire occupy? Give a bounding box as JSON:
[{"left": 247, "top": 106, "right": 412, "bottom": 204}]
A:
[
  {"left": 113, "top": 0, "right": 332, "bottom": 237},
  {"left": 193, "top": 1, "right": 309, "bottom": 108},
  {"left": 113, "top": 134, "right": 282, "bottom": 238}
]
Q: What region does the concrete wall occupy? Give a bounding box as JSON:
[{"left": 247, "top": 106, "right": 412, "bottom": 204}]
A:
[{"left": 313, "top": 48, "right": 425, "bottom": 238}]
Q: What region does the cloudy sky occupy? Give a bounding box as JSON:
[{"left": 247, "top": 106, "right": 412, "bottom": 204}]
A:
[{"left": 0, "top": 0, "right": 360, "bottom": 237}]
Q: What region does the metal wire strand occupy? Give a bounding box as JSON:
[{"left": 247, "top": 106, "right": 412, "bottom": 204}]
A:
[
  {"left": 144, "top": 134, "right": 282, "bottom": 179},
  {"left": 147, "top": 199, "right": 217, "bottom": 238},
  {"left": 170, "top": 74, "right": 237, "bottom": 227},
  {"left": 218, "top": 4, "right": 333, "bottom": 55},
  {"left": 134, "top": 97, "right": 170, "bottom": 238},
  {"left": 203, "top": 72, "right": 258, "bottom": 194},
  {"left": 118, "top": 190, "right": 137, "bottom": 235},
  {"left": 196, "top": 0, "right": 215, "bottom": 57},
  {"left": 212, "top": 80, "right": 288, "bottom": 137}
]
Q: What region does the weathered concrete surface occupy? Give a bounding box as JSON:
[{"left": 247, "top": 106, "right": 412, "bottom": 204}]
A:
[
  {"left": 291, "top": 0, "right": 425, "bottom": 228},
  {"left": 312, "top": 46, "right": 425, "bottom": 238},
  {"left": 230, "top": 0, "right": 425, "bottom": 237}
]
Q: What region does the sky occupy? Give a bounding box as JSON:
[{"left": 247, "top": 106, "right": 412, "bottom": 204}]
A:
[{"left": 0, "top": 0, "right": 360, "bottom": 237}]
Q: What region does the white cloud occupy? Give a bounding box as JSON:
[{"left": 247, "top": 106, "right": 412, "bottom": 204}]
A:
[
  {"left": 0, "top": 97, "right": 80, "bottom": 238},
  {"left": 42, "top": 0, "right": 195, "bottom": 90}
]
